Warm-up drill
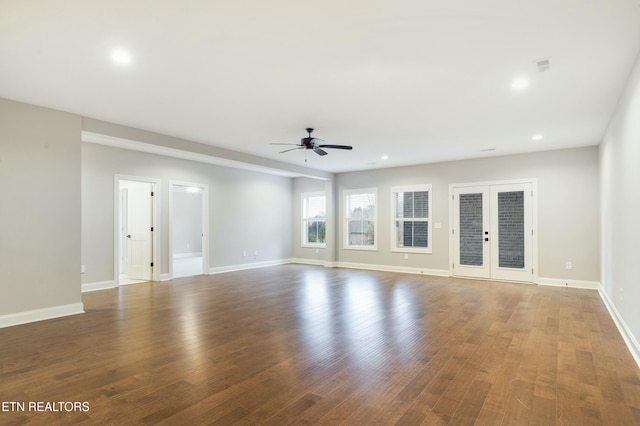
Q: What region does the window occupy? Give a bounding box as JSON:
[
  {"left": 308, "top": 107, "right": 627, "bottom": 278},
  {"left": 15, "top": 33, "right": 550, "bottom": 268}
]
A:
[
  {"left": 391, "top": 185, "right": 432, "bottom": 253},
  {"left": 344, "top": 189, "right": 377, "bottom": 250},
  {"left": 302, "top": 192, "right": 326, "bottom": 247}
]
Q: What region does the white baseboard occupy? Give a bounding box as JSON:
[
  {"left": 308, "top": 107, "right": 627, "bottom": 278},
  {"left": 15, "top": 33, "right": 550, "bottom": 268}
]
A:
[
  {"left": 336, "top": 261, "right": 450, "bottom": 277},
  {"left": 290, "top": 262, "right": 602, "bottom": 288},
  {"left": 0, "top": 303, "right": 85, "bottom": 329},
  {"left": 599, "top": 289, "right": 640, "bottom": 369},
  {"left": 160, "top": 273, "right": 171, "bottom": 281},
  {"left": 81, "top": 280, "right": 116, "bottom": 292},
  {"left": 290, "top": 258, "right": 331, "bottom": 267},
  {"left": 537, "top": 277, "right": 600, "bottom": 290},
  {"left": 291, "top": 259, "right": 449, "bottom": 277},
  {"left": 209, "top": 258, "right": 293, "bottom": 275}
]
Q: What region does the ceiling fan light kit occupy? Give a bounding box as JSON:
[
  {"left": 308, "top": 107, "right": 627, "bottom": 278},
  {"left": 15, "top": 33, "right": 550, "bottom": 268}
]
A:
[{"left": 271, "top": 128, "right": 352, "bottom": 162}]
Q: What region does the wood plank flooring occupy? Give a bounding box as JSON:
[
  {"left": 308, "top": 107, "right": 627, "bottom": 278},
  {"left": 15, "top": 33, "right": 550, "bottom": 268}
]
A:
[{"left": 1, "top": 265, "right": 639, "bottom": 425}]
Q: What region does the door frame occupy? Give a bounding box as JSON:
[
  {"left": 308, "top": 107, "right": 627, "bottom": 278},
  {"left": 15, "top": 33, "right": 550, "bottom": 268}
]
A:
[
  {"left": 448, "top": 178, "right": 539, "bottom": 283},
  {"left": 114, "top": 175, "right": 161, "bottom": 285},
  {"left": 168, "top": 180, "right": 210, "bottom": 278}
]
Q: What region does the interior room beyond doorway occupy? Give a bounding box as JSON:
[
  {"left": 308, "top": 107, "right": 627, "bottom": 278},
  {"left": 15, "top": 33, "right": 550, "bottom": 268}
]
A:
[{"left": 171, "top": 182, "right": 208, "bottom": 279}]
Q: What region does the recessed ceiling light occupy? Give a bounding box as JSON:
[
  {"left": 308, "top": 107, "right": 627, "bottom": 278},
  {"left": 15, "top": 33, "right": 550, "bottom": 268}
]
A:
[
  {"left": 481, "top": 148, "right": 496, "bottom": 152},
  {"left": 111, "top": 48, "right": 132, "bottom": 65},
  {"left": 381, "top": 155, "right": 389, "bottom": 160},
  {"left": 531, "top": 134, "right": 543, "bottom": 141},
  {"left": 511, "top": 77, "right": 529, "bottom": 91}
]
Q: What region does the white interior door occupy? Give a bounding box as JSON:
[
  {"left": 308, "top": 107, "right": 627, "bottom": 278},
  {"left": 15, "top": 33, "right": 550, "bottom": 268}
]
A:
[
  {"left": 126, "top": 183, "right": 153, "bottom": 281},
  {"left": 453, "top": 182, "right": 534, "bottom": 283},
  {"left": 120, "top": 188, "right": 129, "bottom": 275}
]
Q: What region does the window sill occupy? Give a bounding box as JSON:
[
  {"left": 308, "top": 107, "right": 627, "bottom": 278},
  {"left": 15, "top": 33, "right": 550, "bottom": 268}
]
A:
[
  {"left": 391, "top": 248, "right": 432, "bottom": 255},
  {"left": 344, "top": 246, "right": 378, "bottom": 251},
  {"left": 302, "top": 244, "right": 326, "bottom": 249}
]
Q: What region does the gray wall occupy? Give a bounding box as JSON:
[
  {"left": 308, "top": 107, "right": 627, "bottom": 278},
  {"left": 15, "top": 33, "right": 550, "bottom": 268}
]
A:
[
  {"left": 294, "top": 146, "right": 600, "bottom": 282},
  {"left": 600, "top": 51, "right": 640, "bottom": 354},
  {"left": 0, "top": 98, "right": 82, "bottom": 315},
  {"left": 172, "top": 189, "right": 203, "bottom": 255},
  {"left": 81, "top": 142, "right": 293, "bottom": 284}
]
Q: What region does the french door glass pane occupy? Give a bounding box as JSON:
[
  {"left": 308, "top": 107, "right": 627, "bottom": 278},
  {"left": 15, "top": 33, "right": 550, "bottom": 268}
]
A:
[
  {"left": 497, "top": 191, "right": 525, "bottom": 268},
  {"left": 459, "top": 193, "right": 483, "bottom": 266}
]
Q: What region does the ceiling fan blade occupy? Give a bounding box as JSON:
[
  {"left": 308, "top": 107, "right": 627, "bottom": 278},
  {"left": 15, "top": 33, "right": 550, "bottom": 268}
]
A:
[
  {"left": 279, "top": 147, "right": 303, "bottom": 154},
  {"left": 313, "top": 148, "right": 328, "bottom": 156},
  {"left": 318, "top": 144, "right": 353, "bottom": 150},
  {"left": 270, "top": 143, "right": 299, "bottom": 146}
]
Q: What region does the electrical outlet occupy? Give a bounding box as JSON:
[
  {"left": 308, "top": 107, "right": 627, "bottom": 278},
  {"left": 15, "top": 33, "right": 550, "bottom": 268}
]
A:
[
  {"left": 315, "top": 248, "right": 319, "bottom": 254},
  {"left": 404, "top": 253, "right": 409, "bottom": 260},
  {"left": 243, "top": 251, "right": 247, "bottom": 257},
  {"left": 565, "top": 261, "right": 572, "bottom": 270}
]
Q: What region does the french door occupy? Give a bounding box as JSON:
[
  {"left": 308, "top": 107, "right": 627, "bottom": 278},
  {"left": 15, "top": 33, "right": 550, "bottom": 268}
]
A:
[{"left": 452, "top": 182, "right": 534, "bottom": 283}]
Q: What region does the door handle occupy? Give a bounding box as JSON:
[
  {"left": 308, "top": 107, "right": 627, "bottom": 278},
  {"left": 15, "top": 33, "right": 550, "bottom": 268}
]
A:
[
  {"left": 484, "top": 237, "right": 489, "bottom": 241},
  {"left": 126, "top": 234, "right": 131, "bottom": 239}
]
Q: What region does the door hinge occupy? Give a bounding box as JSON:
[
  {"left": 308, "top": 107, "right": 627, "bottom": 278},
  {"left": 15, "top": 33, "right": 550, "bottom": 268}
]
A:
[
  {"left": 151, "top": 227, "right": 154, "bottom": 232},
  {"left": 151, "top": 191, "right": 154, "bottom": 196},
  {"left": 150, "top": 262, "right": 154, "bottom": 267},
  {"left": 452, "top": 229, "right": 455, "bottom": 235}
]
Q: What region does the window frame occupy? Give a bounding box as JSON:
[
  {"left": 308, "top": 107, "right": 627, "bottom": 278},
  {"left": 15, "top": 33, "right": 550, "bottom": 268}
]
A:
[
  {"left": 301, "top": 192, "right": 327, "bottom": 248},
  {"left": 343, "top": 188, "right": 378, "bottom": 251},
  {"left": 390, "top": 184, "right": 433, "bottom": 254}
]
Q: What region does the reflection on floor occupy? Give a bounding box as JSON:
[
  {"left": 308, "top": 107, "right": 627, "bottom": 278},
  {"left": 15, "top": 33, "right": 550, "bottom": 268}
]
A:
[{"left": 173, "top": 255, "right": 203, "bottom": 278}]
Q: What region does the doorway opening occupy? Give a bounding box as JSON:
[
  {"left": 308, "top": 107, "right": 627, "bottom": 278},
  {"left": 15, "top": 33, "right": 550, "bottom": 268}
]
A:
[
  {"left": 170, "top": 182, "right": 209, "bottom": 278},
  {"left": 115, "top": 176, "right": 160, "bottom": 286},
  {"left": 450, "top": 179, "right": 538, "bottom": 283}
]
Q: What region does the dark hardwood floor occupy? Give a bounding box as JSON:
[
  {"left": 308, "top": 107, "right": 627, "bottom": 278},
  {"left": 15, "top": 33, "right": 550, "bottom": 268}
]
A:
[{"left": 1, "top": 265, "right": 639, "bottom": 425}]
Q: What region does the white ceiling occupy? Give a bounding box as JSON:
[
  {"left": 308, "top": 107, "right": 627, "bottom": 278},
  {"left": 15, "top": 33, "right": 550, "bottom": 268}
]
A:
[{"left": 2, "top": 1, "right": 640, "bottom": 173}]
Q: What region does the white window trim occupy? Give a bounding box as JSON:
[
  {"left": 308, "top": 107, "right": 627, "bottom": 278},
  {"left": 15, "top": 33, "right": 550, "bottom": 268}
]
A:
[
  {"left": 343, "top": 188, "right": 378, "bottom": 251},
  {"left": 390, "top": 184, "right": 433, "bottom": 254},
  {"left": 301, "top": 191, "right": 327, "bottom": 248}
]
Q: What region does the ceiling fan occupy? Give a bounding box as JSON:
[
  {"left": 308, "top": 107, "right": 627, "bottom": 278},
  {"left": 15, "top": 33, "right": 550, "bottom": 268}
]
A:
[{"left": 271, "top": 128, "right": 352, "bottom": 160}]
